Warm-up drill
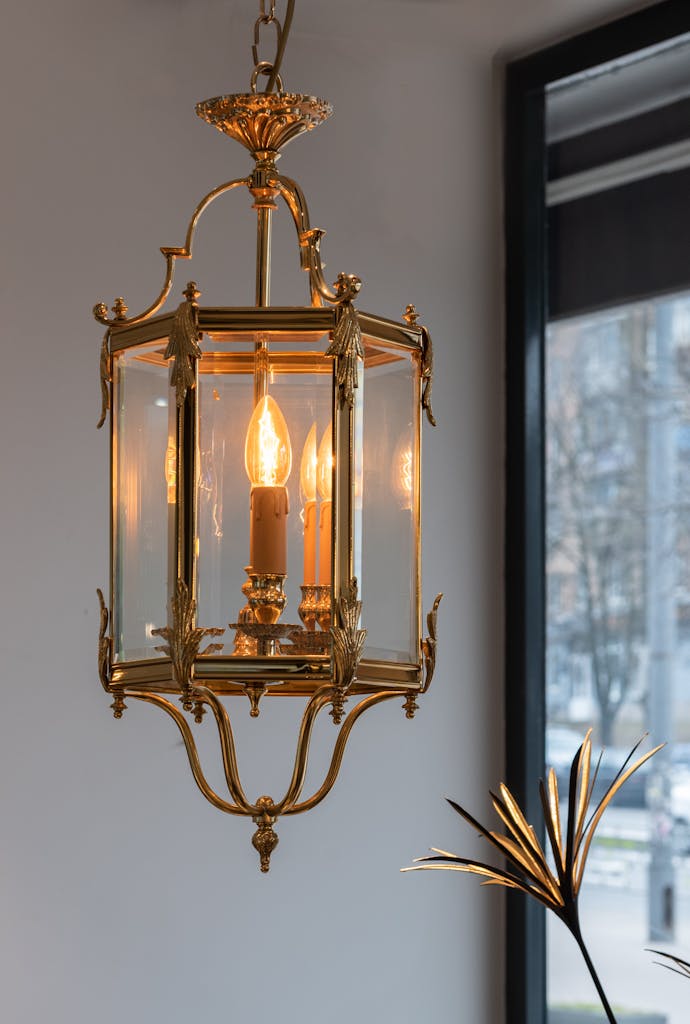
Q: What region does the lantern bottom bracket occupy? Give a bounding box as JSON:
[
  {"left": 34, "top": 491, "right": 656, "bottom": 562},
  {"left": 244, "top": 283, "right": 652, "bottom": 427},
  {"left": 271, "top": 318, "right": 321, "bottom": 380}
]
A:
[
  {"left": 124, "top": 682, "right": 412, "bottom": 872},
  {"left": 98, "top": 588, "right": 442, "bottom": 872}
]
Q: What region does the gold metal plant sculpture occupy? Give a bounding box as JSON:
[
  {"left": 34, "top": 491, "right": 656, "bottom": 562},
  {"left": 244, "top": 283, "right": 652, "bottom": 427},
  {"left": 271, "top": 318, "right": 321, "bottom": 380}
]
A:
[
  {"left": 406, "top": 730, "right": 662, "bottom": 1024},
  {"left": 648, "top": 949, "right": 690, "bottom": 981}
]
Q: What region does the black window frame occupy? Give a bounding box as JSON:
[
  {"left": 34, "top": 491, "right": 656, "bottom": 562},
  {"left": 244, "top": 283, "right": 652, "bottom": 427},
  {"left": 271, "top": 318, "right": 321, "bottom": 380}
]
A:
[{"left": 504, "top": 3, "right": 690, "bottom": 1022}]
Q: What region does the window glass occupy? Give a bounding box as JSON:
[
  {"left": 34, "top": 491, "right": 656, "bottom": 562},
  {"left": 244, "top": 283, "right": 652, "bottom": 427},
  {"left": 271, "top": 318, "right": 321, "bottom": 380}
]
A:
[{"left": 545, "top": 36, "right": 690, "bottom": 1022}]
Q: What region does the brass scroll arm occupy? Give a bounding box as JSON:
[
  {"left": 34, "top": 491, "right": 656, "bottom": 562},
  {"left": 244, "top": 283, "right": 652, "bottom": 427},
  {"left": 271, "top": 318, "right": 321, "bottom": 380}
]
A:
[
  {"left": 271, "top": 686, "right": 336, "bottom": 814},
  {"left": 189, "top": 685, "right": 253, "bottom": 813},
  {"left": 273, "top": 173, "right": 363, "bottom": 307},
  {"left": 92, "top": 176, "right": 250, "bottom": 327},
  {"left": 126, "top": 690, "right": 249, "bottom": 816},
  {"left": 285, "top": 691, "right": 406, "bottom": 815}
]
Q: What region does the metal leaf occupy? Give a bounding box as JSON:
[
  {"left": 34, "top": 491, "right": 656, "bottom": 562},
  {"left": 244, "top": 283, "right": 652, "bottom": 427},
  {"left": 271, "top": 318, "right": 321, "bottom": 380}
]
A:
[{"left": 165, "top": 301, "right": 202, "bottom": 407}]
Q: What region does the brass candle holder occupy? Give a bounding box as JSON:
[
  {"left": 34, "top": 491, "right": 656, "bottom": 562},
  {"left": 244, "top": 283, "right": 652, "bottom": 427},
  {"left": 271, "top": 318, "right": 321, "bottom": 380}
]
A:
[
  {"left": 298, "top": 584, "right": 319, "bottom": 631},
  {"left": 232, "top": 569, "right": 287, "bottom": 655},
  {"left": 315, "top": 584, "right": 332, "bottom": 631},
  {"left": 245, "top": 570, "right": 287, "bottom": 624}
]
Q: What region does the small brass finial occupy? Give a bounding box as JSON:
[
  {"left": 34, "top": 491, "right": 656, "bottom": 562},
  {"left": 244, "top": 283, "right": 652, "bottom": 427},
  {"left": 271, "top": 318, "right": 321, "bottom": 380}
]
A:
[
  {"left": 403, "top": 304, "right": 419, "bottom": 326},
  {"left": 330, "top": 692, "right": 348, "bottom": 725},
  {"left": 183, "top": 281, "right": 201, "bottom": 304},
  {"left": 252, "top": 796, "right": 279, "bottom": 872},
  {"left": 244, "top": 683, "right": 266, "bottom": 718},
  {"left": 111, "top": 692, "right": 127, "bottom": 719},
  {"left": 403, "top": 694, "right": 419, "bottom": 720},
  {"left": 333, "top": 272, "right": 362, "bottom": 300},
  {"left": 112, "top": 297, "right": 129, "bottom": 321},
  {"left": 193, "top": 699, "right": 206, "bottom": 724}
]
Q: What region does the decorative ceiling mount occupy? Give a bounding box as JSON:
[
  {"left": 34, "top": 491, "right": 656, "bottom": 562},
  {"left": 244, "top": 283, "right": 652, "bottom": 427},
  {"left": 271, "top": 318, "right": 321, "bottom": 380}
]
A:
[
  {"left": 195, "top": 90, "right": 333, "bottom": 155},
  {"left": 93, "top": 0, "right": 441, "bottom": 871}
]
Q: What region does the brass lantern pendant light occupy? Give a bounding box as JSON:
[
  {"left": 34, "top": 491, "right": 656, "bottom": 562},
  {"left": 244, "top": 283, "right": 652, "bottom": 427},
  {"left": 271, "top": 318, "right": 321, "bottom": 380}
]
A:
[{"left": 94, "top": 0, "right": 441, "bottom": 872}]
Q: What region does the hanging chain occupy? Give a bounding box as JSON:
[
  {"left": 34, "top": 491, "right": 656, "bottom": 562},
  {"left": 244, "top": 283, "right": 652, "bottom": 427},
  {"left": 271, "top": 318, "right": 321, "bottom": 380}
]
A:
[
  {"left": 251, "top": 0, "right": 282, "bottom": 91},
  {"left": 248, "top": 0, "right": 295, "bottom": 94}
]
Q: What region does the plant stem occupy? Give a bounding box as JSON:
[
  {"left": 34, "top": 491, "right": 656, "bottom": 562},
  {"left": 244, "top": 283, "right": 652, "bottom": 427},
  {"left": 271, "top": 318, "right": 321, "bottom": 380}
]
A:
[{"left": 571, "top": 923, "right": 618, "bottom": 1024}]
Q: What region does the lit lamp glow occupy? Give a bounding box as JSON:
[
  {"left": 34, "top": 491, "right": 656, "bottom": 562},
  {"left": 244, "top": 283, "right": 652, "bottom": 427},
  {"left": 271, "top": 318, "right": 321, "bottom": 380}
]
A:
[
  {"left": 165, "top": 443, "right": 177, "bottom": 505},
  {"left": 393, "top": 438, "right": 414, "bottom": 512},
  {"left": 244, "top": 395, "right": 292, "bottom": 575},
  {"left": 300, "top": 422, "right": 318, "bottom": 585},
  {"left": 317, "top": 423, "right": 333, "bottom": 586}
]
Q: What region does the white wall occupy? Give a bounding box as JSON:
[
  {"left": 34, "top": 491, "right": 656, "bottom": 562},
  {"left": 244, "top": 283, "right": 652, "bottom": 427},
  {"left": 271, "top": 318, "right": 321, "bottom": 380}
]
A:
[{"left": 0, "top": 1, "right": 654, "bottom": 1022}]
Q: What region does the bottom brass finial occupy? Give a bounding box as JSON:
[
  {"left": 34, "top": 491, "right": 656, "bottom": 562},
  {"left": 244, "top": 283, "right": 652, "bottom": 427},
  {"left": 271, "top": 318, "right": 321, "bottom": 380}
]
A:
[
  {"left": 252, "top": 796, "right": 279, "bottom": 872},
  {"left": 111, "top": 693, "right": 127, "bottom": 719},
  {"left": 330, "top": 692, "right": 348, "bottom": 725},
  {"left": 403, "top": 693, "right": 419, "bottom": 720},
  {"left": 245, "top": 682, "right": 267, "bottom": 718}
]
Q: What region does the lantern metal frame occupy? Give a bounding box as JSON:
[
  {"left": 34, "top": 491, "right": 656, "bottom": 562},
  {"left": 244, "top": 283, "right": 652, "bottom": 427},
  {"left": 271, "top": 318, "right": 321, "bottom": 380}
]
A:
[{"left": 94, "top": 85, "right": 441, "bottom": 871}]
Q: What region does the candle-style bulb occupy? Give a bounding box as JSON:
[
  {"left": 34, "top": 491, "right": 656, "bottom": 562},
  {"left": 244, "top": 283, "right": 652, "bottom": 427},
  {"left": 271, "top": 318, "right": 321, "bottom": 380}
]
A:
[
  {"left": 316, "top": 423, "right": 333, "bottom": 500},
  {"left": 245, "top": 395, "right": 292, "bottom": 488},
  {"left": 300, "top": 423, "right": 318, "bottom": 504},
  {"left": 316, "top": 424, "right": 333, "bottom": 587}
]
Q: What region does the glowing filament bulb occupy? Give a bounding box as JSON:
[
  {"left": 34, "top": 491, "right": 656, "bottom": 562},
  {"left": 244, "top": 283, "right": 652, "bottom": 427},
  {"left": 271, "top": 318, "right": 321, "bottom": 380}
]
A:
[
  {"left": 316, "top": 424, "right": 333, "bottom": 500},
  {"left": 244, "top": 395, "right": 292, "bottom": 488},
  {"left": 316, "top": 423, "right": 333, "bottom": 586}
]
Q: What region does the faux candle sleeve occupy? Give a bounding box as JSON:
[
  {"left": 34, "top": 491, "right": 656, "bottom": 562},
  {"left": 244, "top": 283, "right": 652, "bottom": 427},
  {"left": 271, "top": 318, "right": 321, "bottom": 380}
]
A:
[{"left": 249, "top": 486, "right": 290, "bottom": 575}]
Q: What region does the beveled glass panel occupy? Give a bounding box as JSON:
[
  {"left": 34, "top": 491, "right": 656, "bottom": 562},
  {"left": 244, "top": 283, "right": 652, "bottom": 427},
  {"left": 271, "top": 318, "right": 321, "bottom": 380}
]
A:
[
  {"left": 196, "top": 332, "right": 333, "bottom": 654},
  {"left": 113, "top": 343, "right": 175, "bottom": 662},
  {"left": 358, "top": 337, "right": 420, "bottom": 663}
]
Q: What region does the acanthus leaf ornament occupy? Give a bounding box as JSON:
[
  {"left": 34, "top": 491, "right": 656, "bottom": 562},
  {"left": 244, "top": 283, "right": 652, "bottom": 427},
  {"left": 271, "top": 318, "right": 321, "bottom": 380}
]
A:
[
  {"left": 165, "top": 284, "right": 203, "bottom": 407},
  {"left": 96, "top": 330, "right": 112, "bottom": 430},
  {"left": 151, "top": 578, "right": 225, "bottom": 709},
  {"left": 421, "top": 326, "right": 436, "bottom": 427},
  {"left": 329, "top": 578, "right": 367, "bottom": 724},
  {"left": 421, "top": 593, "right": 443, "bottom": 694},
  {"left": 404, "top": 305, "right": 436, "bottom": 427},
  {"left": 97, "top": 588, "right": 127, "bottom": 719},
  {"left": 325, "top": 274, "right": 363, "bottom": 408},
  {"left": 96, "top": 588, "right": 111, "bottom": 692},
  {"left": 403, "top": 593, "right": 443, "bottom": 719}
]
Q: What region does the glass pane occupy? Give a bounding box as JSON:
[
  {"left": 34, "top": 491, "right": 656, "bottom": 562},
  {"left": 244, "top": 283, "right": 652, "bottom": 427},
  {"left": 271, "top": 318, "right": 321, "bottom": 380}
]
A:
[
  {"left": 358, "top": 337, "right": 420, "bottom": 663},
  {"left": 113, "top": 343, "right": 174, "bottom": 661},
  {"left": 196, "top": 333, "right": 333, "bottom": 653},
  {"left": 543, "top": 33, "right": 690, "bottom": 1021},
  {"left": 546, "top": 293, "right": 690, "bottom": 1023}
]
